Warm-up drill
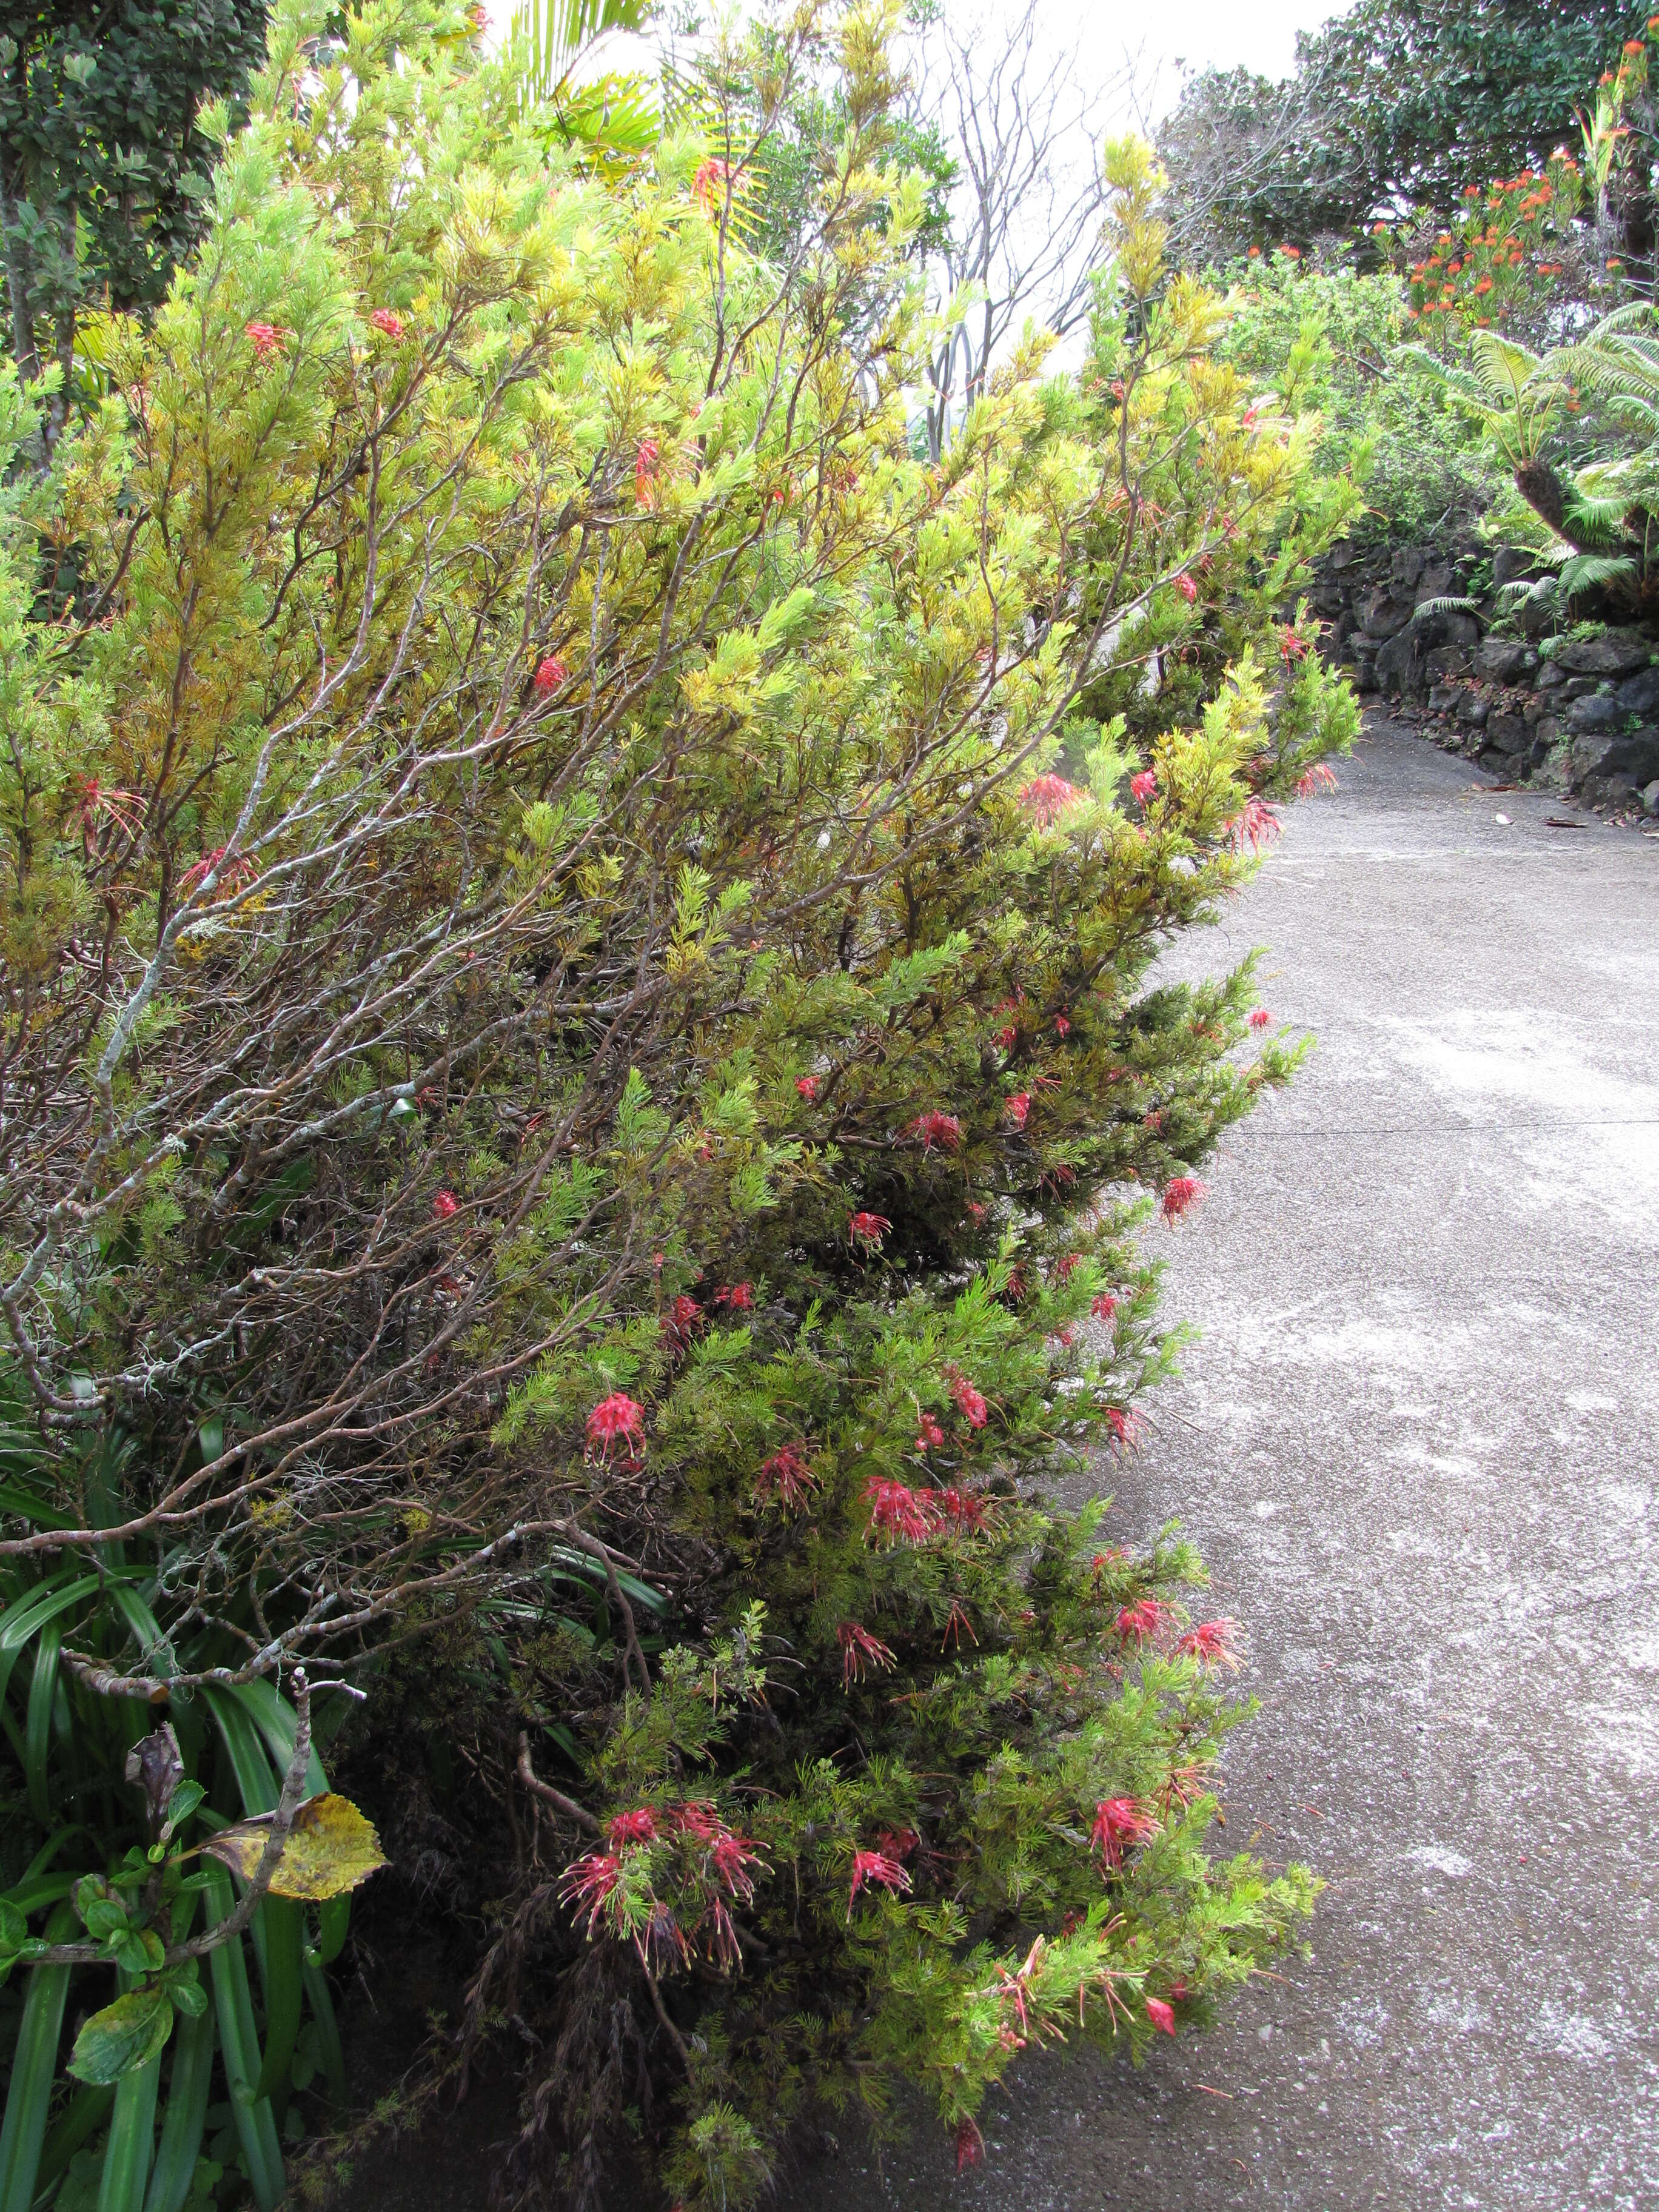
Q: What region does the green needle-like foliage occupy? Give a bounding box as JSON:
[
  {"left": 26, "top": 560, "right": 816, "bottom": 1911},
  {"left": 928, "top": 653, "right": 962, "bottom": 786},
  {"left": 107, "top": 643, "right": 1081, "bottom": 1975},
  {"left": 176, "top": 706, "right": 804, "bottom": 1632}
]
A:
[{"left": 0, "top": 5, "right": 1361, "bottom": 2201}]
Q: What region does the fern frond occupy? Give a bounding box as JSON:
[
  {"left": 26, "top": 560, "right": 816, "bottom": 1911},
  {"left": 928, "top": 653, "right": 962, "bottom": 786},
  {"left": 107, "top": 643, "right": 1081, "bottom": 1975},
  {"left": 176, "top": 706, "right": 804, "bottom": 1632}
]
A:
[{"left": 1557, "top": 554, "right": 1637, "bottom": 602}]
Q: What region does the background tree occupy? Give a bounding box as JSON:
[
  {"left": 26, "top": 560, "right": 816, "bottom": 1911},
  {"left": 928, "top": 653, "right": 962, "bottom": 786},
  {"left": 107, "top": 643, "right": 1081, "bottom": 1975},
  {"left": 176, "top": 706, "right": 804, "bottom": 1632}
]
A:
[
  {"left": 905, "top": 0, "right": 1118, "bottom": 459},
  {"left": 0, "top": 0, "right": 269, "bottom": 443},
  {"left": 1158, "top": 0, "right": 1649, "bottom": 264}
]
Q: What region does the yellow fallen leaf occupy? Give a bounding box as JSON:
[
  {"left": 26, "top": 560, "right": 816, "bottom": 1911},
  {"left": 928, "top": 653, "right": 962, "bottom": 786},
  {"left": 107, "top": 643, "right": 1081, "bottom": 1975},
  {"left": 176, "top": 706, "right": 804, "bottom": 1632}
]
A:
[{"left": 203, "top": 1792, "right": 387, "bottom": 1900}]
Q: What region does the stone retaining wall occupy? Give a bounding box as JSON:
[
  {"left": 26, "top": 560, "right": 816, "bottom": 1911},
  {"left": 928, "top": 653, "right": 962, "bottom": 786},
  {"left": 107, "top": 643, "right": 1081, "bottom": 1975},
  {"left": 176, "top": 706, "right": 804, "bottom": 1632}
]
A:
[{"left": 1310, "top": 538, "right": 1659, "bottom": 816}]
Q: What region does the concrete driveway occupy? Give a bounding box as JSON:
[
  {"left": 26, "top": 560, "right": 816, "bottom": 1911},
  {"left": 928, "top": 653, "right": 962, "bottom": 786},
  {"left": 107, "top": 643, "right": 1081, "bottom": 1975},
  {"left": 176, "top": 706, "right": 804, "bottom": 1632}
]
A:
[{"left": 805, "top": 719, "right": 1659, "bottom": 2212}]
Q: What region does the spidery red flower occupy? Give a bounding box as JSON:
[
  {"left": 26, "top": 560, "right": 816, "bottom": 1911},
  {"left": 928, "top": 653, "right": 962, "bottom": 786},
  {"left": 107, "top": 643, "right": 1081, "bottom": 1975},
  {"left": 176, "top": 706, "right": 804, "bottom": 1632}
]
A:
[
  {"left": 1105, "top": 1406, "right": 1140, "bottom": 1449},
  {"left": 662, "top": 1293, "right": 703, "bottom": 1352},
  {"left": 560, "top": 1850, "right": 622, "bottom": 1936},
  {"left": 534, "top": 655, "right": 568, "bottom": 695},
  {"left": 608, "top": 1807, "right": 658, "bottom": 1848},
  {"left": 1005, "top": 1091, "right": 1030, "bottom": 1130},
  {"left": 847, "top": 1848, "right": 911, "bottom": 1915},
  {"left": 712, "top": 1281, "right": 754, "bottom": 1310},
  {"left": 244, "top": 320, "right": 285, "bottom": 358},
  {"left": 796, "top": 1074, "right": 820, "bottom": 1101},
  {"left": 368, "top": 306, "right": 406, "bottom": 341},
  {"left": 1091, "top": 1292, "right": 1118, "bottom": 1321},
  {"left": 838, "top": 1621, "right": 896, "bottom": 1687},
  {"left": 908, "top": 1109, "right": 963, "bottom": 1151},
  {"left": 432, "top": 1189, "right": 459, "bottom": 1221},
  {"left": 936, "top": 1487, "right": 989, "bottom": 1532},
  {"left": 949, "top": 1372, "right": 988, "bottom": 1428},
  {"left": 669, "top": 1800, "right": 720, "bottom": 1840},
  {"left": 848, "top": 1210, "right": 890, "bottom": 1247},
  {"left": 1116, "top": 1597, "right": 1170, "bottom": 1643},
  {"left": 709, "top": 1828, "right": 763, "bottom": 1900},
  {"left": 1161, "top": 1176, "right": 1205, "bottom": 1224},
  {"left": 914, "top": 1410, "right": 945, "bottom": 1451},
  {"left": 1248, "top": 1008, "right": 1272, "bottom": 1030},
  {"left": 692, "top": 155, "right": 733, "bottom": 215},
  {"left": 1296, "top": 762, "right": 1338, "bottom": 797},
  {"left": 1176, "top": 1617, "right": 1241, "bottom": 1669},
  {"left": 1228, "top": 796, "right": 1282, "bottom": 851},
  {"left": 863, "top": 1476, "right": 943, "bottom": 1546},
  {"left": 586, "top": 1392, "right": 646, "bottom": 1461},
  {"left": 179, "top": 846, "right": 257, "bottom": 896},
  {"left": 1091, "top": 1795, "right": 1158, "bottom": 1867},
  {"left": 635, "top": 437, "right": 660, "bottom": 506},
  {"left": 754, "top": 1444, "right": 817, "bottom": 1511},
  {"left": 1019, "top": 773, "right": 1084, "bottom": 826},
  {"left": 1130, "top": 768, "right": 1158, "bottom": 806}
]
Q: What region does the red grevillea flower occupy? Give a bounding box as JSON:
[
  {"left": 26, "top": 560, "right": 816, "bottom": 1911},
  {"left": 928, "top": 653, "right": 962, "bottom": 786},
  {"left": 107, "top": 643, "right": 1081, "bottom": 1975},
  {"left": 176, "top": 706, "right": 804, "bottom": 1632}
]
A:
[
  {"left": 796, "top": 1074, "right": 820, "bottom": 1101},
  {"left": 1278, "top": 624, "right": 1310, "bottom": 662},
  {"left": 1296, "top": 762, "right": 1338, "bottom": 797},
  {"left": 1054, "top": 1014, "right": 1071, "bottom": 1037},
  {"left": 839, "top": 1621, "right": 897, "bottom": 1686},
  {"left": 847, "top": 1848, "right": 911, "bottom": 1914},
  {"left": 1176, "top": 1617, "right": 1241, "bottom": 1669},
  {"left": 1248, "top": 1007, "right": 1272, "bottom": 1030},
  {"left": 710, "top": 1827, "right": 763, "bottom": 1900},
  {"left": 1161, "top": 1176, "right": 1206, "bottom": 1224},
  {"left": 1130, "top": 768, "right": 1158, "bottom": 806},
  {"left": 432, "top": 1189, "right": 460, "bottom": 1220},
  {"left": 877, "top": 1826, "right": 919, "bottom": 1861},
  {"left": 244, "top": 320, "right": 285, "bottom": 358},
  {"left": 1228, "top": 796, "right": 1282, "bottom": 851},
  {"left": 534, "top": 654, "right": 568, "bottom": 695},
  {"left": 908, "top": 1109, "right": 963, "bottom": 1151},
  {"left": 669, "top": 1800, "right": 720, "bottom": 1840},
  {"left": 754, "top": 1444, "right": 817, "bottom": 1510},
  {"left": 992, "top": 996, "right": 1024, "bottom": 1049},
  {"left": 936, "top": 1487, "right": 989, "bottom": 1532},
  {"left": 1091, "top": 1292, "right": 1118, "bottom": 1321},
  {"left": 635, "top": 437, "right": 660, "bottom": 505},
  {"left": 914, "top": 1410, "right": 945, "bottom": 1451},
  {"left": 368, "top": 306, "right": 406, "bottom": 340},
  {"left": 955, "top": 2118, "right": 985, "bottom": 2173},
  {"left": 1005, "top": 1091, "right": 1030, "bottom": 1129},
  {"left": 949, "top": 1372, "right": 988, "bottom": 1428},
  {"left": 1174, "top": 572, "right": 1198, "bottom": 603},
  {"left": 1146, "top": 1996, "right": 1177, "bottom": 2036},
  {"left": 1091, "top": 1795, "right": 1158, "bottom": 1867},
  {"left": 849, "top": 1210, "right": 891, "bottom": 1247},
  {"left": 560, "top": 1850, "right": 623, "bottom": 1936},
  {"left": 1105, "top": 1406, "right": 1142, "bottom": 1449},
  {"left": 1020, "top": 773, "right": 1084, "bottom": 826},
  {"left": 712, "top": 1281, "right": 754, "bottom": 1310},
  {"left": 1116, "top": 1597, "right": 1170, "bottom": 1643},
  {"left": 586, "top": 1392, "right": 646, "bottom": 1460},
  {"left": 179, "top": 845, "right": 257, "bottom": 896},
  {"left": 1002, "top": 1262, "right": 1030, "bottom": 1304},
  {"left": 662, "top": 1293, "right": 703, "bottom": 1352},
  {"left": 1054, "top": 1253, "right": 1080, "bottom": 1281},
  {"left": 608, "top": 1806, "right": 658, "bottom": 1848},
  {"left": 692, "top": 155, "right": 733, "bottom": 215},
  {"left": 863, "top": 1476, "right": 943, "bottom": 1546}
]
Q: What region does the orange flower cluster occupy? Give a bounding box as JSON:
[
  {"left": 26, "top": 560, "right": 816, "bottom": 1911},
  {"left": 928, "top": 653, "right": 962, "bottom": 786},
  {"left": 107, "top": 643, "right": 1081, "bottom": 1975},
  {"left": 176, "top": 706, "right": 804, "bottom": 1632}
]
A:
[{"left": 1381, "top": 148, "right": 1584, "bottom": 340}]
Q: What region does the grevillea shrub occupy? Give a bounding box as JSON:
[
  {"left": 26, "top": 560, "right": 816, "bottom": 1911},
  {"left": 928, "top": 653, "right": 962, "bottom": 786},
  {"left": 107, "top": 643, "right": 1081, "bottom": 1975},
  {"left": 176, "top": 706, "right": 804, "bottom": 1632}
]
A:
[{"left": 0, "top": 5, "right": 1359, "bottom": 2205}]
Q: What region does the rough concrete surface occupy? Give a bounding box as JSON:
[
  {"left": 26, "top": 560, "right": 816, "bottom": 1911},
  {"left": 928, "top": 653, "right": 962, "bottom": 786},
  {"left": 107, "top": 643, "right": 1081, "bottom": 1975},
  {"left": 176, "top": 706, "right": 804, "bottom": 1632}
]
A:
[{"left": 805, "top": 718, "right": 1659, "bottom": 2212}]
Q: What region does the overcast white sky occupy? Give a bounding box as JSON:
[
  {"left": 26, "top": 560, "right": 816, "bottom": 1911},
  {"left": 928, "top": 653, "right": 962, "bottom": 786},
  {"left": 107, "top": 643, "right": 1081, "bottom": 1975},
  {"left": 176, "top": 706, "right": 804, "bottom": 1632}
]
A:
[{"left": 486, "top": 1, "right": 1357, "bottom": 115}]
